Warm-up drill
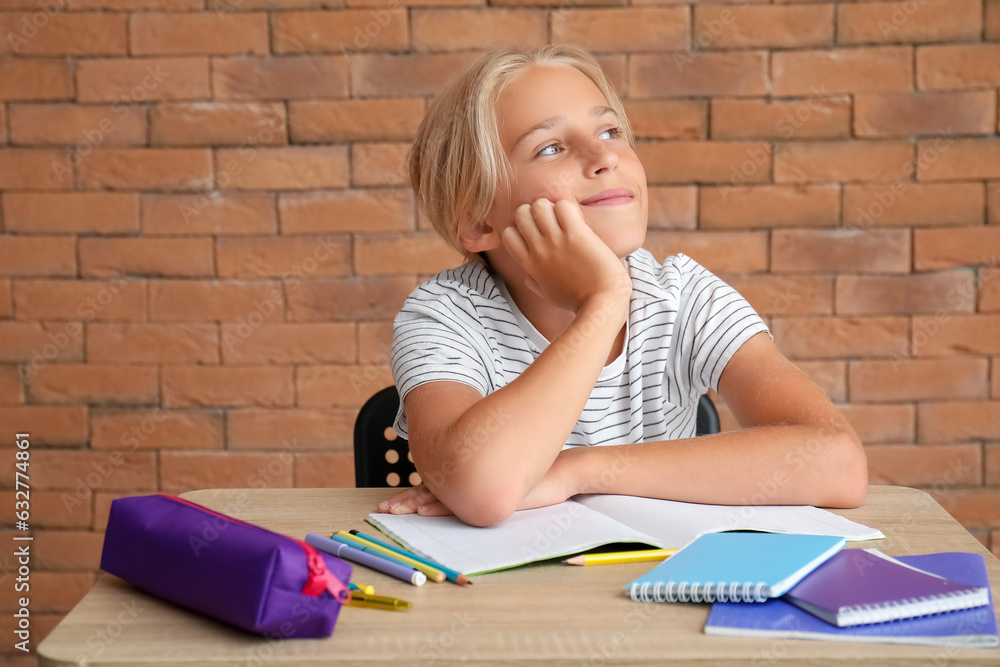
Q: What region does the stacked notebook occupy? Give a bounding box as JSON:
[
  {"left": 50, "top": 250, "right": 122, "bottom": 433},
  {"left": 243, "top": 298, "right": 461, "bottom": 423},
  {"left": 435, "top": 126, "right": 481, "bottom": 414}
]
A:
[
  {"left": 623, "top": 531, "right": 997, "bottom": 648},
  {"left": 706, "top": 551, "right": 998, "bottom": 648},
  {"left": 782, "top": 549, "right": 991, "bottom": 627}
]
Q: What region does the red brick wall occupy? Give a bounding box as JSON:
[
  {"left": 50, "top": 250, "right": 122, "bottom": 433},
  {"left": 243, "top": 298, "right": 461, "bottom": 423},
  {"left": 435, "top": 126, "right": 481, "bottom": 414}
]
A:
[{"left": 1, "top": 0, "right": 999, "bottom": 657}]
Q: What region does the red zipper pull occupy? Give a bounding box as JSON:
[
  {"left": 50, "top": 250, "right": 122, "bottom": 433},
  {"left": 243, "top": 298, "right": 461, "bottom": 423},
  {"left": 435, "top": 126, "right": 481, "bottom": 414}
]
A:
[{"left": 302, "top": 544, "right": 351, "bottom": 604}]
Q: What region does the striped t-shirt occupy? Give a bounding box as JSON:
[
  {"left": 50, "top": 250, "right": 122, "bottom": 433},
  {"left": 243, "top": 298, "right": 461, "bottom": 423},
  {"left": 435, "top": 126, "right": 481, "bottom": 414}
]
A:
[{"left": 391, "top": 248, "right": 769, "bottom": 447}]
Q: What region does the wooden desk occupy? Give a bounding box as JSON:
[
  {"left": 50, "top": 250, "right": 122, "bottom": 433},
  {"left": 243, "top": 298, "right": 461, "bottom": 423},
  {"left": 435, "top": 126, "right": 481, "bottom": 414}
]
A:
[{"left": 38, "top": 486, "right": 1000, "bottom": 665}]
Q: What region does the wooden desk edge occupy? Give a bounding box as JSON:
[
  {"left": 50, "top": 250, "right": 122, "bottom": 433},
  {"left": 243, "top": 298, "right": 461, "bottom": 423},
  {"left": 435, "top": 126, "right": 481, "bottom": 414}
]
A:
[{"left": 37, "top": 485, "right": 1000, "bottom": 667}]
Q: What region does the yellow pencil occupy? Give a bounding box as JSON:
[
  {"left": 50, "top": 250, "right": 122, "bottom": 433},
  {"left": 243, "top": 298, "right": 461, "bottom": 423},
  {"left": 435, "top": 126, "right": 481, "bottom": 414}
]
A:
[
  {"left": 563, "top": 548, "right": 678, "bottom": 566},
  {"left": 334, "top": 531, "right": 446, "bottom": 582}
]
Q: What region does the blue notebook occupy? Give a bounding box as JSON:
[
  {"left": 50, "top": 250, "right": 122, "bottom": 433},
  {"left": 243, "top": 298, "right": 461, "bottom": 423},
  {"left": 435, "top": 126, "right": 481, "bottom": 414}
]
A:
[
  {"left": 705, "top": 552, "right": 999, "bottom": 648},
  {"left": 624, "top": 532, "right": 846, "bottom": 603}
]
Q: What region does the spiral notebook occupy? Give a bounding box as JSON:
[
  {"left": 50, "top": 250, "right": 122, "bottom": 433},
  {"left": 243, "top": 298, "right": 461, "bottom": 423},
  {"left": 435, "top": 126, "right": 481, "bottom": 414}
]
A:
[
  {"left": 705, "top": 552, "right": 999, "bottom": 648},
  {"left": 784, "top": 549, "right": 990, "bottom": 627},
  {"left": 624, "top": 532, "right": 846, "bottom": 603}
]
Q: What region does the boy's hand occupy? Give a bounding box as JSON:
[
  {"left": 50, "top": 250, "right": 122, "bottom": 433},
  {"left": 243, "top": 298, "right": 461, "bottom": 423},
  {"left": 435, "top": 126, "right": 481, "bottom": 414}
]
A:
[
  {"left": 375, "top": 483, "right": 453, "bottom": 517},
  {"left": 502, "top": 198, "right": 631, "bottom": 315}
]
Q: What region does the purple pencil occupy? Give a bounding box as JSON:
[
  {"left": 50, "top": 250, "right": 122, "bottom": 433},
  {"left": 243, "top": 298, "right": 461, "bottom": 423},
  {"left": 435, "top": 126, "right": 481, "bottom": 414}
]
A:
[{"left": 305, "top": 533, "right": 427, "bottom": 586}]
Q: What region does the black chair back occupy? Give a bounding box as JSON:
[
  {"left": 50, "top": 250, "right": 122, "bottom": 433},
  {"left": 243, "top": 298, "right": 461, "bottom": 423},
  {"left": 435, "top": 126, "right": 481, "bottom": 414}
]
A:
[
  {"left": 353, "top": 386, "right": 417, "bottom": 489},
  {"left": 696, "top": 394, "right": 721, "bottom": 439}
]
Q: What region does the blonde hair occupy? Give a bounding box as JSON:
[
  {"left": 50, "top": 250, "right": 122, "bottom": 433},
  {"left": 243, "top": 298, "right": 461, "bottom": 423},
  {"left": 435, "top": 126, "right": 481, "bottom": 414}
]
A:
[{"left": 408, "top": 44, "right": 635, "bottom": 261}]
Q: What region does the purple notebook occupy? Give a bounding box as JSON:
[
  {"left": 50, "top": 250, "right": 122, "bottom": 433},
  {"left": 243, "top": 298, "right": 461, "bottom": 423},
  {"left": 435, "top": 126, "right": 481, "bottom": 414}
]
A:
[{"left": 784, "top": 549, "right": 989, "bottom": 627}]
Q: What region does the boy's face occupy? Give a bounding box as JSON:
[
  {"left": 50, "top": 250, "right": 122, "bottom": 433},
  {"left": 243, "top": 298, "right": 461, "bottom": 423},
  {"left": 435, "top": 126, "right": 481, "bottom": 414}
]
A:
[{"left": 484, "top": 65, "right": 648, "bottom": 259}]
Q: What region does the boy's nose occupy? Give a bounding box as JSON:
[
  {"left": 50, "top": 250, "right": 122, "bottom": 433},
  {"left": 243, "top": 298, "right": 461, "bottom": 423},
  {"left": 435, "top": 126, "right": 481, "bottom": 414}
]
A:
[{"left": 583, "top": 140, "right": 619, "bottom": 176}]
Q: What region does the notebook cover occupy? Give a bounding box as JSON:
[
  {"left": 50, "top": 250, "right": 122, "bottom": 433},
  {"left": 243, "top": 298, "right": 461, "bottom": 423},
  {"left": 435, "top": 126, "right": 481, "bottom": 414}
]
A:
[
  {"left": 625, "top": 532, "right": 846, "bottom": 602},
  {"left": 784, "top": 549, "right": 989, "bottom": 626},
  {"left": 705, "top": 552, "right": 1000, "bottom": 648}
]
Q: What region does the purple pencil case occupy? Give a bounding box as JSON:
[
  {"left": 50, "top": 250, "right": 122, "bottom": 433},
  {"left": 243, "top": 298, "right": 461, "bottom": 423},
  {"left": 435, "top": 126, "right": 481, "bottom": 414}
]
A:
[{"left": 100, "top": 494, "right": 351, "bottom": 638}]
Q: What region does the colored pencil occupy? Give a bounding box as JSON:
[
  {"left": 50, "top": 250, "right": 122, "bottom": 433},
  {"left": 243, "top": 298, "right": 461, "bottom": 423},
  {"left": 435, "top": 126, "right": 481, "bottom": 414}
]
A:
[
  {"left": 305, "top": 533, "right": 427, "bottom": 586},
  {"left": 350, "top": 529, "right": 472, "bottom": 586},
  {"left": 328, "top": 535, "right": 437, "bottom": 583},
  {"left": 348, "top": 582, "right": 375, "bottom": 595},
  {"left": 333, "top": 531, "right": 446, "bottom": 583},
  {"left": 563, "top": 548, "right": 679, "bottom": 566}
]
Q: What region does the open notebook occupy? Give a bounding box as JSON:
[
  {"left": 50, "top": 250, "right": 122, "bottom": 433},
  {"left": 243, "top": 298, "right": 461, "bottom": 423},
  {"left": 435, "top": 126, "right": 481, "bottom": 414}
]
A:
[{"left": 367, "top": 494, "right": 884, "bottom": 576}]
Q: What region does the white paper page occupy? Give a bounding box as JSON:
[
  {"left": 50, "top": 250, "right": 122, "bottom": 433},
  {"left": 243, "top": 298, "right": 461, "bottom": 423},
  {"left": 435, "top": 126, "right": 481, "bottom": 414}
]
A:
[
  {"left": 367, "top": 500, "right": 663, "bottom": 575},
  {"left": 575, "top": 494, "right": 885, "bottom": 549},
  {"left": 863, "top": 548, "right": 948, "bottom": 580}
]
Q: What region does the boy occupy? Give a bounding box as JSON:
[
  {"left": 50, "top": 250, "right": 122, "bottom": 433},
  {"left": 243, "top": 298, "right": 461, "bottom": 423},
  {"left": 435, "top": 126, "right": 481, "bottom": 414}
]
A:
[{"left": 377, "top": 45, "right": 867, "bottom": 527}]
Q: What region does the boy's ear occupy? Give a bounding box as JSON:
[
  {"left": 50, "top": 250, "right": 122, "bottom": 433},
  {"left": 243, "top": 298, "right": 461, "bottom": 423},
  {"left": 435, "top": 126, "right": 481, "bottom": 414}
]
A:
[{"left": 458, "top": 220, "right": 502, "bottom": 254}]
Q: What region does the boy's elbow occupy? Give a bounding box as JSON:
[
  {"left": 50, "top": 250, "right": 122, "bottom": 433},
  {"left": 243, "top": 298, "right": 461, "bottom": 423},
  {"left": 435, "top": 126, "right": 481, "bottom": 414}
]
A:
[
  {"left": 437, "top": 478, "right": 520, "bottom": 528},
  {"left": 413, "top": 451, "right": 521, "bottom": 527},
  {"left": 454, "top": 502, "right": 516, "bottom": 528},
  {"left": 823, "top": 427, "right": 868, "bottom": 508},
  {"left": 829, "top": 473, "right": 868, "bottom": 509},
  {"left": 451, "top": 491, "right": 517, "bottom": 527}
]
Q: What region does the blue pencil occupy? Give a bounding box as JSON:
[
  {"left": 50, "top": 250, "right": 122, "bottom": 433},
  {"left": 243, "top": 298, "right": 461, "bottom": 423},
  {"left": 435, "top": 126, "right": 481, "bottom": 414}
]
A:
[
  {"left": 349, "top": 529, "right": 472, "bottom": 586},
  {"left": 305, "top": 533, "right": 427, "bottom": 586}
]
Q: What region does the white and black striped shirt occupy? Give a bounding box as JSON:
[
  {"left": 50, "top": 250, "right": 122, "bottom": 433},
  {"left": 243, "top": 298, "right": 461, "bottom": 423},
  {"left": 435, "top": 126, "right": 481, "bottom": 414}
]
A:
[{"left": 391, "top": 248, "right": 769, "bottom": 447}]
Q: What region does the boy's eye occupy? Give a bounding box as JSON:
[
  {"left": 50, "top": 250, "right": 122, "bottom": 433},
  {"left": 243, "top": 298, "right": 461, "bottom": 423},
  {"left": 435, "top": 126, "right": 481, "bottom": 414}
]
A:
[
  {"left": 537, "top": 143, "right": 560, "bottom": 157},
  {"left": 535, "top": 127, "right": 621, "bottom": 157}
]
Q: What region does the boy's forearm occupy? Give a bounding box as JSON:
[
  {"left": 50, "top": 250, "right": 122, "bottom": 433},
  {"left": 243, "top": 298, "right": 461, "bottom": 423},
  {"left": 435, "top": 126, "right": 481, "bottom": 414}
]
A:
[
  {"left": 561, "top": 421, "right": 868, "bottom": 509},
  {"left": 428, "top": 295, "right": 628, "bottom": 525}
]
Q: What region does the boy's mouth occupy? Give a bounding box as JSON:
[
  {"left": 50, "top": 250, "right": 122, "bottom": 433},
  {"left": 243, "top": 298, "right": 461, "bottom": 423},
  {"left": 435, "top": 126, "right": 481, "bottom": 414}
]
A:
[{"left": 580, "top": 188, "right": 635, "bottom": 206}]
